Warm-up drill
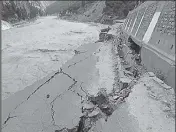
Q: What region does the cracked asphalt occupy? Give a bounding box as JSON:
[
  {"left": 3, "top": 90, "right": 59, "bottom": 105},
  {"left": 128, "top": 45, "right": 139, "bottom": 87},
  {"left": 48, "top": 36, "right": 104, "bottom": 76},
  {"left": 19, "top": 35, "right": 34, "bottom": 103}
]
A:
[
  {"left": 2, "top": 16, "right": 105, "bottom": 100},
  {"left": 2, "top": 17, "right": 174, "bottom": 132},
  {"left": 2, "top": 39, "right": 116, "bottom": 132}
]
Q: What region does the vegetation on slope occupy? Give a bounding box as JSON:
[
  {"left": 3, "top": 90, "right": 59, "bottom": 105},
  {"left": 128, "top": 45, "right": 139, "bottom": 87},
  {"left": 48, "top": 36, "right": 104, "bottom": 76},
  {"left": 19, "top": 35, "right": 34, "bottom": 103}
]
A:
[
  {"left": 46, "top": 1, "right": 145, "bottom": 23},
  {"left": 2, "top": 1, "right": 53, "bottom": 23}
]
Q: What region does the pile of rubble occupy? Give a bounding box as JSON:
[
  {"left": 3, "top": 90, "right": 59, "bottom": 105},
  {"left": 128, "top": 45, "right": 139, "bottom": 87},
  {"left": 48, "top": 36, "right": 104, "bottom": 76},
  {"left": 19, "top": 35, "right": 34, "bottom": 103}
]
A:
[
  {"left": 96, "top": 26, "right": 114, "bottom": 42},
  {"left": 55, "top": 80, "right": 134, "bottom": 132},
  {"left": 55, "top": 50, "right": 136, "bottom": 132}
]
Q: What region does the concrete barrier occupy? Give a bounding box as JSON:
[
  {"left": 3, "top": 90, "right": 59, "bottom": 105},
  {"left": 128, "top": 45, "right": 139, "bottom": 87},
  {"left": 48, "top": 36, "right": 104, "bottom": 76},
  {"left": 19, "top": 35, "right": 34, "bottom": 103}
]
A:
[{"left": 122, "top": 1, "right": 175, "bottom": 88}]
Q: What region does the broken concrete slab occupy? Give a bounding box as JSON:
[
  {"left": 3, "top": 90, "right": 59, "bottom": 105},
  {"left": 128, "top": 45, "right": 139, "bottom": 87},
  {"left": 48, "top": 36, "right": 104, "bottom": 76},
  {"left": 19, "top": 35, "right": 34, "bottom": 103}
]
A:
[
  {"left": 88, "top": 110, "right": 100, "bottom": 118},
  {"left": 2, "top": 40, "right": 119, "bottom": 132},
  {"left": 83, "top": 103, "right": 95, "bottom": 110},
  {"left": 153, "top": 77, "right": 165, "bottom": 84},
  {"left": 124, "top": 70, "right": 133, "bottom": 76},
  {"left": 147, "top": 72, "right": 155, "bottom": 77},
  {"left": 123, "top": 64, "right": 132, "bottom": 71},
  {"left": 119, "top": 77, "right": 132, "bottom": 84},
  {"left": 113, "top": 95, "right": 120, "bottom": 100},
  {"left": 119, "top": 77, "right": 132, "bottom": 90}
]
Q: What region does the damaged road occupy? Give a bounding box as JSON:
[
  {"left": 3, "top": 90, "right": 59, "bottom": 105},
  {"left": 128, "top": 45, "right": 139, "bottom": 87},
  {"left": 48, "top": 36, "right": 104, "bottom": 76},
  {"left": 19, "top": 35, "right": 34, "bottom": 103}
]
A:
[
  {"left": 2, "top": 27, "right": 175, "bottom": 132},
  {"left": 2, "top": 39, "right": 112, "bottom": 132}
]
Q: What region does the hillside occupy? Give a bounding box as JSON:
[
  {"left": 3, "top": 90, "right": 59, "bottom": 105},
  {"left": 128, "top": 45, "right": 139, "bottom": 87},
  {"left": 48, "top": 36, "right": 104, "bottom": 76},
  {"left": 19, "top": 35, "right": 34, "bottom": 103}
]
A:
[
  {"left": 2, "top": 1, "right": 53, "bottom": 23},
  {"left": 2, "top": 1, "right": 144, "bottom": 24},
  {"left": 46, "top": 1, "right": 83, "bottom": 15},
  {"left": 46, "top": 1, "right": 143, "bottom": 24},
  {"left": 60, "top": 1, "right": 106, "bottom": 23}
]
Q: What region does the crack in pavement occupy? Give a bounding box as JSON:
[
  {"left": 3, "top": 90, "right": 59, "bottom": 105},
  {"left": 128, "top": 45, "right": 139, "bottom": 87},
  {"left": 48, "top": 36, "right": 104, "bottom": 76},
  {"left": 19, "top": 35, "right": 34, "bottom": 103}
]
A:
[
  {"left": 80, "top": 82, "right": 88, "bottom": 96},
  {"left": 2, "top": 68, "right": 78, "bottom": 128},
  {"left": 49, "top": 80, "right": 78, "bottom": 126},
  {"left": 68, "top": 47, "right": 102, "bottom": 69},
  {"left": 50, "top": 94, "right": 62, "bottom": 126},
  {"left": 26, "top": 69, "right": 62, "bottom": 101},
  {"left": 68, "top": 55, "right": 91, "bottom": 68},
  {"left": 2, "top": 44, "right": 101, "bottom": 129},
  {"left": 2, "top": 113, "right": 17, "bottom": 128},
  {"left": 60, "top": 68, "right": 77, "bottom": 83},
  {"left": 69, "top": 82, "right": 87, "bottom": 104},
  {"left": 80, "top": 82, "right": 91, "bottom": 101},
  {"left": 48, "top": 68, "right": 78, "bottom": 126}
]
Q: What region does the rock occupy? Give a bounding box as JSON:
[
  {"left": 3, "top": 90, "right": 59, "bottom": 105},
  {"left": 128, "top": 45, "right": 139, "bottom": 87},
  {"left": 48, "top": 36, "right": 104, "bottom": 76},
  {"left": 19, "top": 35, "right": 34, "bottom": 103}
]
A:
[
  {"left": 113, "top": 95, "right": 120, "bottom": 100},
  {"left": 88, "top": 110, "right": 100, "bottom": 117},
  {"left": 106, "top": 34, "right": 114, "bottom": 40},
  {"left": 83, "top": 103, "right": 94, "bottom": 110},
  {"left": 116, "top": 97, "right": 124, "bottom": 104},
  {"left": 123, "top": 65, "right": 132, "bottom": 70},
  {"left": 161, "top": 100, "right": 168, "bottom": 104},
  {"left": 162, "top": 105, "right": 171, "bottom": 112},
  {"left": 99, "top": 32, "right": 107, "bottom": 41},
  {"left": 119, "top": 89, "right": 127, "bottom": 97},
  {"left": 90, "top": 91, "right": 108, "bottom": 106},
  {"left": 124, "top": 70, "right": 133, "bottom": 76},
  {"left": 148, "top": 72, "right": 155, "bottom": 77},
  {"left": 108, "top": 96, "right": 115, "bottom": 102},
  {"left": 102, "top": 105, "right": 108, "bottom": 109},
  {"left": 119, "top": 77, "right": 132, "bottom": 90},
  {"left": 102, "top": 106, "right": 114, "bottom": 116},
  {"left": 161, "top": 83, "right": 172, "bottom": 90},
  {"left": 153, "top": 77, "right": 164, "bottom": 84},
  {"left": 100, "top": 27, "right": 111, "bottom": 33},
  {"left": 120, "top": 77, "right": 132, "bottom": 83},
  {"left": 148, "top": 93, "right": 159, "bottom": 100}
]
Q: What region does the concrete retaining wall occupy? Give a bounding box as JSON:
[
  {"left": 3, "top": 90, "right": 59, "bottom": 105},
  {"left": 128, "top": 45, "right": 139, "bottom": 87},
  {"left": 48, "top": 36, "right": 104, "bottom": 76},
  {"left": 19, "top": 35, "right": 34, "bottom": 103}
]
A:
[{"left": 121, "top": 1, "right": 175, "bottom": 88}]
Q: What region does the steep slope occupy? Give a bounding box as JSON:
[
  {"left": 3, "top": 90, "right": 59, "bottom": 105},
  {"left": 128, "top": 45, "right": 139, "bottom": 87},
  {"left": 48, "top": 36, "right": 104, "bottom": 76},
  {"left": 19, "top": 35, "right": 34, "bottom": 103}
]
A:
[
  {"left": 2, "top": 1, "right": 53, "bottom": 23},
  {"left": 54, "top": 1, "right": 143, "bottom": 24},
  {"left": 103, "top": 1, "right": 146, "bottom": 19},
  {"left": 62, "top": 1, "right": 106, "bottom": 23},
  {"left": 46, "top": 1, "right": 82, "bottom": 15}
]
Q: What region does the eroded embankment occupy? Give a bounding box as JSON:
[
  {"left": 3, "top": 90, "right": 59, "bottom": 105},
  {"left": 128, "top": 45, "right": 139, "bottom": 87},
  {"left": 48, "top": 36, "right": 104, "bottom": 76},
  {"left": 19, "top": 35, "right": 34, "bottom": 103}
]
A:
[
  {"left": 54, "top": 33, "right": 139, "bottom": 132},
  {"left": 55, "top": 27, "right": 175, "bottom": 132},
  {"left": 2, "top": 26, "right": 175, "bottom": 132}
]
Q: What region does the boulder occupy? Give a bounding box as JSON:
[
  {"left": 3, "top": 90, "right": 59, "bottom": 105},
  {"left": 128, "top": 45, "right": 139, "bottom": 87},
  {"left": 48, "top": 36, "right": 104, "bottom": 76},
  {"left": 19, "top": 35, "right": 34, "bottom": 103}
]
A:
[
  {"left": 148, "top": 72, "right": 155, "bottom": 77},
  {"left": 88, "top": 110, "right": 100, "bottom": 117},
  {"left": 113, "top": 95, "right": 120, "bottom": 100},
  {"left": 83, "top": 103, "right": 94, "bottom": 110},
  {"left": 99, "top": 32, "right": 107, "bottom": 41},
  {"left": 119, "top": 77, "right": 132, "bottom": 90}
]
